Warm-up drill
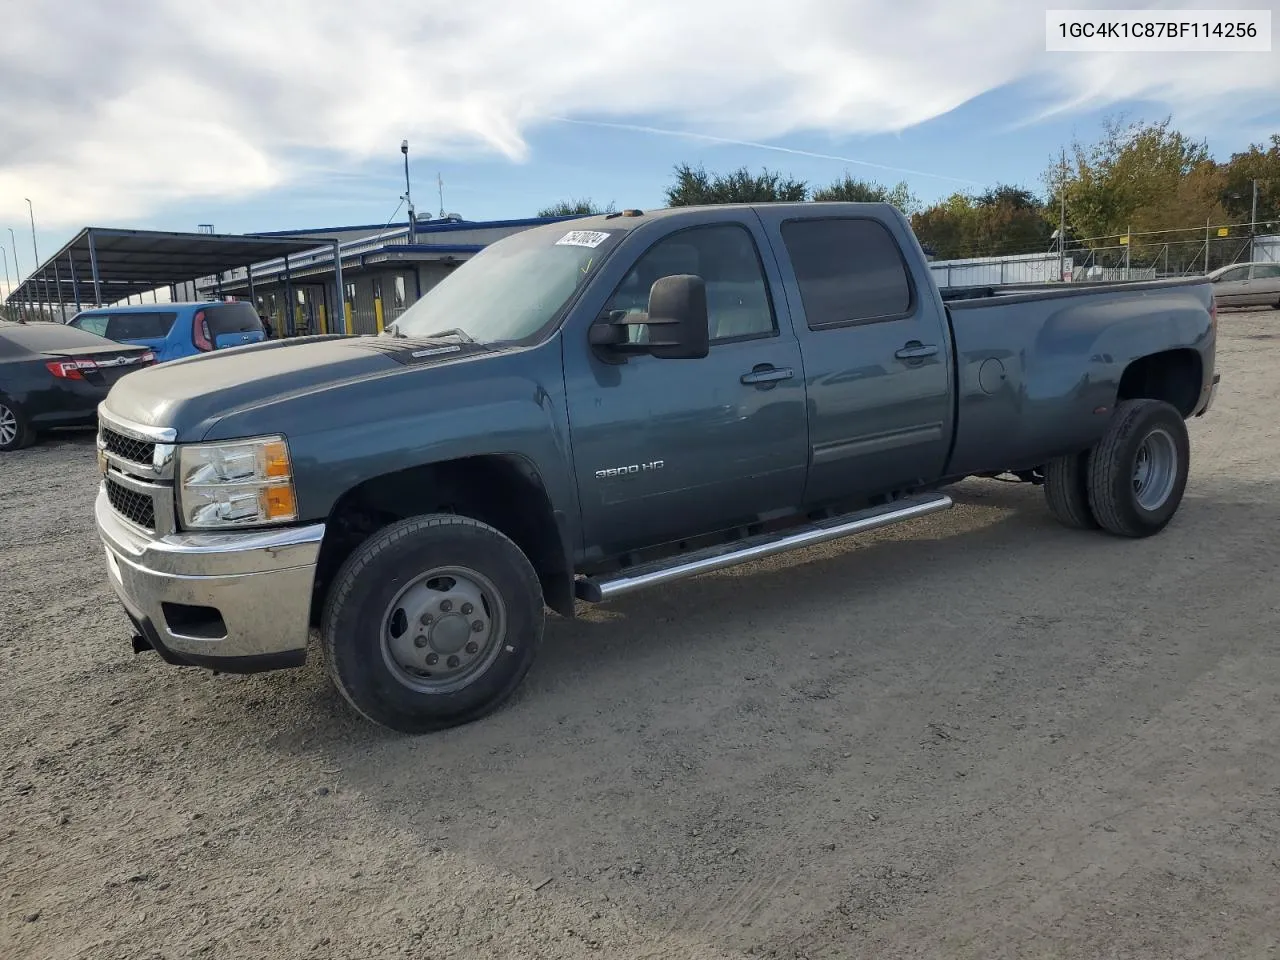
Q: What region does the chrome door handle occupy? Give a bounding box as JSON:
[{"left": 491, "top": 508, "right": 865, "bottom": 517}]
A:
[
  {"left": 895, "top": 342, "right": 938, "bottom": 360},
  {"left": 741, "top": 366, "right": 794, "bottom": 385}
]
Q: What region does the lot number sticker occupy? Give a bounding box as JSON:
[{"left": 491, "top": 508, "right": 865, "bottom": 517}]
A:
[{"left": 556, "top": 230, "right": 610, "bottom": 248}]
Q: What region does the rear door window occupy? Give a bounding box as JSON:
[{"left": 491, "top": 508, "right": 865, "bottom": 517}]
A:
[
  {"left": 105, "top": 312, "right": 178, "bottom": 340},
  {"left": 203, "top": 303, "right": 264, "bottom": 337},
  {"left": 780, "top": 218, "right": 915, "bottom": 329},
  {"left": 1252, "top": 264, "right": 1280, "bottom": 279}
]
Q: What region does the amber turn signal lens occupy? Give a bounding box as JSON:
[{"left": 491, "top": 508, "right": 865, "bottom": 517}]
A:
[
  {"left": 262, "top": 440, "right": 291, "bottom": 479},
  {"left": 263, "top": 484, "right": 298, "bottom": 521}
]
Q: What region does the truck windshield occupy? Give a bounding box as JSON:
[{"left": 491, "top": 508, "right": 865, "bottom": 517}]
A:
[{"left": 387, "top": 226, "right": 621, "bottom": 344}]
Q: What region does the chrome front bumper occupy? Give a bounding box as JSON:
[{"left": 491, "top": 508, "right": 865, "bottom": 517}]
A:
[{"left": 95, "top": 485, "right": 325, "bottom": 672}]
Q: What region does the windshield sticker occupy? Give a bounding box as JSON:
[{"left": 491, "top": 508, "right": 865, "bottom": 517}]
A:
[{"left": 556, "top": 230, "right": 610, "bottom": 249}]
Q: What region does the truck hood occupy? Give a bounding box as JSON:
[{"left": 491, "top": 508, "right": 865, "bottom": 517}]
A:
[{"left": 100, "top": 334, "right": 490, "bottom": 440}]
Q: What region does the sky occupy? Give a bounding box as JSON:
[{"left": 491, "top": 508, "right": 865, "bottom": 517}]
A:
[{"left": 1, "top": 0, "right": 1278, "bottom": 299}]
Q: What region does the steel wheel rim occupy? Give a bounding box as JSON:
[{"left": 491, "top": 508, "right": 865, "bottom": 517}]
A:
[
  {"left": 0, "top": 404, "right": 16, "bottom": 446},
  {"left": 1133, "top": 427, "right": 1177, "bottom": 511},
  {"left": 380, "top": 565, "right": 507, "bottom": 694}
]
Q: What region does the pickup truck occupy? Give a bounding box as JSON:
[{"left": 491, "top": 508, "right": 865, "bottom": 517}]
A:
[{"left": 93, "top": 202, "right": 1220, "bottom": 733}]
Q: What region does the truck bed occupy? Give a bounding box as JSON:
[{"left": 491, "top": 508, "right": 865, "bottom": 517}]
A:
[{"left": 939, "top": 275, "right": 1216, "bottom": 479}]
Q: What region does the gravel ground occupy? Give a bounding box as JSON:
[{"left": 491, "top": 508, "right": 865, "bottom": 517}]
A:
[{"left": 3, "top": 308, "right": 1279, "bottom": 960}]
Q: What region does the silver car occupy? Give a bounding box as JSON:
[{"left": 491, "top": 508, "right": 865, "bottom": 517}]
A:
[{"left": 1208, "top": 261, "right": 1280, "bottom": 309}]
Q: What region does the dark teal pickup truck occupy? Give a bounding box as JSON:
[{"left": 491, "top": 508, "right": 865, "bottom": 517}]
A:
[{"left": 94, "top": 202, "right": 1220, "bottom": 733}]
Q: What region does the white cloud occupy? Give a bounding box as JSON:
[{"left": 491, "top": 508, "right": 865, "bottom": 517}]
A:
[{"left": 0, "top": 0, "right": 1276, "bottom": 229}]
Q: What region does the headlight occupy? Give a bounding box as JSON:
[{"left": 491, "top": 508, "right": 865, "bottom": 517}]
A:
[{"left": 177, "top": 435, "right": 299, "bottom": 529}]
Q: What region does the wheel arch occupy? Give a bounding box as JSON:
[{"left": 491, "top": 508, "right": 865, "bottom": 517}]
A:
[
  {"left": 311, "top": 454, "right": 575, "bottom": 624},
  {"left": 1116, "top": 348, "right": 1203, "bottom": 418}
]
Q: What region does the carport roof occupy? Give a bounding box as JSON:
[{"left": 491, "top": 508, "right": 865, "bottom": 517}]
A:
[{"left": 5, "top": 227, "right": 332, "bottom": 306}]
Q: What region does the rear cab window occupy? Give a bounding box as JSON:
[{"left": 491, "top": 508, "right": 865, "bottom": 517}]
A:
[
  {"left": 202, "top": 303, "right": 265, "bottom": 337},
  {"left": 779, "top": 218, "right": 915, "bottom": 329}
]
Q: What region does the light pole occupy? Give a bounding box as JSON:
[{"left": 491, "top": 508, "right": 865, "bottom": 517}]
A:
[
  {"left": 1, "top": 245, "right": 10, "bottom": 320},
  {"left": 25, "top": 198, "right": 38, "bottom": 264},
  {"left": 8, "top": 228, "right": 21, "bottom": 320},
  {"left": 401, "top": 140, "right": 415, "bottom": 241}
]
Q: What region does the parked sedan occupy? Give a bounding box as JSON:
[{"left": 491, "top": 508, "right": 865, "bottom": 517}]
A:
[
  {"left": 1207, "top": 261, "right": 1280, "bottom": 309},
  {"left": 66, "top": 300, "right": 267, "bottom": 363},
  {"left": 0, "top": 320, "right": 154, "bottom": 451}
]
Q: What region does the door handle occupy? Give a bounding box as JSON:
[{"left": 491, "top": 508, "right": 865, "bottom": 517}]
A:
[
  {"left": 741, "top": 365, "right": 794, "bottom": 385},
  {"left": 895, "top": 342, "right": 939, "bottom": 360}
]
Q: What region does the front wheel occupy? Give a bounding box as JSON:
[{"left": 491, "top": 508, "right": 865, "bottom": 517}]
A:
[
  {"left": 321, "top": 514, "right": 545, "bottom": 733},
  {"left": 1086, "top": 399, "right": 1190, "bottom": 538}
]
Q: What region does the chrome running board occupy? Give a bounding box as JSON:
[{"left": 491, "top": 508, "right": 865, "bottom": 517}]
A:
[{"left": 574, "top": 493, "right": 953, "bottom": 603}]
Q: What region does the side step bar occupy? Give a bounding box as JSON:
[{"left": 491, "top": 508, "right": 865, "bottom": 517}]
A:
[{"left": 574, "top": 493, "right": 953, "bottom": 603}]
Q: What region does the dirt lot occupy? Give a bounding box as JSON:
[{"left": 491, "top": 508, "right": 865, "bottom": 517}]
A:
[{"left": 3, "top": 308, "right": 1279, "bottom": 960}]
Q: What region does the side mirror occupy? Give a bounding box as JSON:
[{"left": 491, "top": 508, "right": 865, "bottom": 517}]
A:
[
  {"left": 588, "top": 274, "right": 709, "bottom": 361},
  {"left": 645, "top": 274, "right": 709, "bottom": 359}
]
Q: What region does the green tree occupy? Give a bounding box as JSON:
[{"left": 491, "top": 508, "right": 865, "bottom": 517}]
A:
[
  {"left": 664, "top": 163, "right": 808, "bottom": 206},
  {"left": 811, "top": 173, "right": 919, "bottom": 214},
  {"left": 908, "top": 185, "right": 1052, "bottom": 260},
  {"left": 1045, "top": 116, "right": 1224, "bottom": 241},
  {"left": 1220, "top": 135, "right": 1280, "bottom": 229},
  {"left": 537, "top": 198, "right": 616, "bottom": 217}
]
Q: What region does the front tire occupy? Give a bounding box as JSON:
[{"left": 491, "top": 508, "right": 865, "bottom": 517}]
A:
[
  {"left": 0, "top": 396, "right": 35, "bottom": 452},
  {"left": 1086, "top": 399, "right": 1190, "bottom": 538},
  {"left": 321, "top": 514, "right": 544, "bottom": 733}
]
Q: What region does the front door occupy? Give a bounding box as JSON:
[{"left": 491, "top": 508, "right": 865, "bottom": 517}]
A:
[
  {"left": 563, "top": 216, "right": 809, "bottom": 559},
  {"left": 1212, "top": 265, "right": 1251, "bottom": 305}
]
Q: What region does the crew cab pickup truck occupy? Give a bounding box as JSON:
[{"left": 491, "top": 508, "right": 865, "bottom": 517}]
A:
[{"left": 93, "top": 202, "right": 1220, "bottom": 733}]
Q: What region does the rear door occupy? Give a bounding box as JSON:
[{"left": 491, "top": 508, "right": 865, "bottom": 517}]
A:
[
  {"left": 755, "top": 209, "right": 954, "bottom": 505},
  {"left": 104, "top": 311, "right": 179, "bottom": 360},
  {"left": 202, "top": 302, "right": 267, "bottom": 349}
]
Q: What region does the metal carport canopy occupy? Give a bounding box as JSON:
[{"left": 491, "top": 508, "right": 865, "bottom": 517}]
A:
[{"left": 4, "top": 227, "right": 334, "bottom": 307}]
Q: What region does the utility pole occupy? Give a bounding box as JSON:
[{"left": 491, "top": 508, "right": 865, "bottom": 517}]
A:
[
  {"left": 1205, "top": 217, "right": 1211, "bottom": 274},
  {"left": 438, "top": 172, "right": 445, "bottom": 219},
  {"left": 1124, "top": 223, "right": 1131, "bottom": 278},
  {"left": 1250, "top": 178, "right": 1259, "bottom": 262},
  {"left": 1059, "top": 148, "right": 1067, "bottom": 282}
]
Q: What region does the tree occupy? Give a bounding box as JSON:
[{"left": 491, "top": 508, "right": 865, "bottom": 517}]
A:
[
  {"left": 908, "top": 185, "right": 1052, "bottom": 260},
  {"left": 1221, "top": 135, "right": 1280, "bottom": 229},
  {"left": 664, "top": 163, "right": 808, "bottom": 206},
  {"left": 811, "top": 174, "right": 919, "bottom": 214},
  {"left": 537, "top": 198, "right": 616, "bottom": 217},
  {"left": 1044, "top": 116, "right": 1224, "bottom": 241}
]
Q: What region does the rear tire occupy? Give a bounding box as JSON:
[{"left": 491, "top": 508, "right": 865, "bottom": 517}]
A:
[
  {"left": 1086, "top": 399, "right": 1189, "bottom": 538},
  {"left": 0, "top": 396, "right": 35, "bottom": 452},
  {"left": 1043, "top": 451, "right": 1098, "bottom": 530},
  {"left": 321, "top": 514, "right": 544, "bottom": 734}
]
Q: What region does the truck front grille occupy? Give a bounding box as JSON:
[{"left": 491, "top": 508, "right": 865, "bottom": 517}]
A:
[
  {"left": 101, "top": 427, "right": 156, "bottom": 468},
  {"left": 105, "top": 476, "right": 156, "bottom": 531}
]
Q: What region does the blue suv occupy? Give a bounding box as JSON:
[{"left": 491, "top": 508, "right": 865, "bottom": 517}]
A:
[{"left": 67, "top": 301, "right": 267, "bottom": 363}]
